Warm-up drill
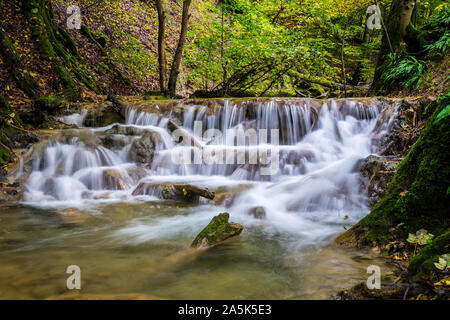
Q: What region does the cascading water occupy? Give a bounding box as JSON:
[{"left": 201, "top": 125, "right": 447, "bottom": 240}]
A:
[
  {"left": 1, "top": 97, "right": 397, "bottom": 299},
  {"left": 22, "top": 98, "right": 380, "bottom": 247}
]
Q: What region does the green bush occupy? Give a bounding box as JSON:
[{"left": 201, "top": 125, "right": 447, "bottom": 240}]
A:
[{"left": 380, "top": 53, "right": 427, "bottom": 90}]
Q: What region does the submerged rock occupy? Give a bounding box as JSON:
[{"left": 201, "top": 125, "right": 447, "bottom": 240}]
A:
[
  {"left": 248, "top": 206, "right": 266, "bottom": 219},
  {"left": 102, "top": 169, "right": 129, "bottom": 190},
  {"left": 191, "top": 213, "right": 243, "bottom": 248},
  {"left": 132, "top": 181, "right": 215, "bottom": 203}
]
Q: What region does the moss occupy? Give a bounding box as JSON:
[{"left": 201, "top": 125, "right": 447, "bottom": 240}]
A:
[
  {"left": 35, "top": 95, "right": 63, "bottom": 109},
  {"left": 21, "top": 0, "right": 102, "bottom": 100},
  {"left": 340, "top": 92, "right": 450, "bottom": 246},
  {"left": 0, "top": 26, "right": 39, "bottom": 98},
  {"left": 191, "top": 213, "right": 243, "bottom": 248},
  {"left": 408, "top": 230, "right": 450, "bottom": 280}
]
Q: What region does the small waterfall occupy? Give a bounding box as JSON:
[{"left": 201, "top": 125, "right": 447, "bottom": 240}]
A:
[{"left": 21, "top": 98, "right": 382, "bottom": 243}]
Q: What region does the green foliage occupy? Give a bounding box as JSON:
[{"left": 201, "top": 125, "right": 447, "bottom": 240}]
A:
[
  {"left": 185, "top": 0, "right": 380, "bottom": 96},
  {"left": 110, "top": 34, "right": 157, "bottom": 83},
  {"left": 406, "top": 229, "right": 434, "bottom": 245},
  {"left": 408, "top": 230, "right": 450, "bottom": 279},
  {"left": 380, "top": 53, "right": 427, "bottom": 90},
  {"left": 434, "top": 254, "right": 450, "bottom": 270},
  {"left": 424, "top": 4, "right": 450, "bottom": 56},
  {"left": 425, "top": 32, "right": 450, "bottom": 55}
]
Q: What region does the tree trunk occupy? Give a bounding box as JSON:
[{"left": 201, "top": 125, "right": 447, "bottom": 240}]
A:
[
  {"left": 167, "top": 0, "right": 192, "bottom": 97},
  {"left": 21, "top": 0, "right": 100, "bottom": 100},
  {"left": 155, "top": 0, "right": 168, "bottom": 94},
  {"left": 0, "top": 26, "right": 39, "bottom": 98},
  {"left": 371, "top": 0, "right": 417, "bottom": 92}
]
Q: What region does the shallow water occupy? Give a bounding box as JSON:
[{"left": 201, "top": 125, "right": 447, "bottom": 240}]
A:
[{"left": 0, "top": 203, "right": 392, "bottom": 299}]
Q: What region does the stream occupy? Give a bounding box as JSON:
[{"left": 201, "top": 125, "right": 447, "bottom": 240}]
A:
[{"left": 0, "top": 98, "right": 396, "bottom": 299}]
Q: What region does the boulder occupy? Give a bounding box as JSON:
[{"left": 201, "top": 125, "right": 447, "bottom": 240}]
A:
[
  {"left": 128, "top": 131, "right": 162, "bottom": 165},
  {"left": 191, "top": 213, "right": 243, "bottom": 248},
  {"left": 132, "top": 181, "right": 215, "bottom": 203},
  {"left": 83, "top": 102, "right": 123, "bottom": 127},
  {"left": 354, "top": 155, "right": 399, "bottom": 208}
]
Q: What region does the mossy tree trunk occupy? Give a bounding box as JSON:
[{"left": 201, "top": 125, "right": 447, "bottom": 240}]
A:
[
  {"left": 20, "top": 0, "right": 99, "bottom": 100},
  {"left": 371, "top": 0, "right": 417, "bottom": 92},
  {"left": 0, "top": 95, "right": 17, "bottom": 164},
  {"left": 0, "top": 26, "right": 39, "bottom": 98},
  {"left": 337, "top": 92, "right": 450, "bottom": 247}
]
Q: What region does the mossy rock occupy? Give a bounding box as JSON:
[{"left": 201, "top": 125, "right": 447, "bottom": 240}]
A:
[
  {"left": 34, "top": 96, "right": 64, "bottom": 110},
  {"left": 338, "top": 92, "right": 450, "bottom": 246},
  {"left": 191, "top": 213, "right": 243, "bottom": 248},
  {"left": 407, "top": 230, "right": 450, "bottom": 280}
]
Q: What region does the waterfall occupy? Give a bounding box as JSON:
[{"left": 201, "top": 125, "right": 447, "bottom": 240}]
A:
[{"left": 21, "top": 98, "right": 381, "bottom": 244}]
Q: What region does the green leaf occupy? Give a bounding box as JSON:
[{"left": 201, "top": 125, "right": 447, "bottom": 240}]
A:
[{"left": 434, "top": 105, "right": 450, "bottom": 124}]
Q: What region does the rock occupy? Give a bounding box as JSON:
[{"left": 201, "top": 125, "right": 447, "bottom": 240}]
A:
[
  {"left": 372, "top": 97, "right": 431, "bottom": 157},
  {"left": 126, "top": 166, "right": 148, "bottom": 183},
  {"left": 34, "top": 96, "right": 64, "bottom": 113},
  {"left": 100, "top": 134, "right": 129, "bottom": 150},
  {"left": 191, "top": 213, "right": 243, "bottom": 248},
  {"left": 83, "top": 102, "right": 124, "bottom": 127},
  {"left": 132, "top": 181, "right": 215, "bottom": 203},
  {"left": 248, "top": 206, "right": 266, "bottom": 219},
  {"left": 167, "top": 119, "right": 203, "bottom": 149},
  {"left": 102, "top": 169, "right": 129, "bottom": 190},
  {"left": 354, "top": 155, "right": 399, "bottom": 208},
  {"left": 128, "top": 131, "right": 161, "bottom": 165},
  {"left": 104, "top": 124, "right": 146, "bottom": 136},
  {"left": 214, "top": 184, "right": 253, "bottom": 207},
  {"left": 0, "top": 181, "right": 25, "bottom": 204}
]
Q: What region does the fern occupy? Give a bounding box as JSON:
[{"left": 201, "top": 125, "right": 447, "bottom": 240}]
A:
[
  {"left": 424, "top": 4, "right": 450, "bottom": 56},
  {"left": 380, "top": 53, "right": 426, "bottom": 90},
  {"left": 425, "top": 32, "right": 450, "bottom": 55}
]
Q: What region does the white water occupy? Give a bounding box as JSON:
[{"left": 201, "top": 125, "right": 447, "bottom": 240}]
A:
[{"left": 22, "top": 99, "right": 381, "bottom": 248}]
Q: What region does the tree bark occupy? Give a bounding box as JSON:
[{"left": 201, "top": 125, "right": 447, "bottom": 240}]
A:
[
  {"left": 155, "top": 0, "right": 168, "bottom": 94},
  {"left": 167, "top": 0, "right": 192, "bottom": 97},
  {"left": 0, "top": 26, "right": 39, "bottom": 98},
  {"left": 371, "top": 0, "right": 417, "bottom": 92}
]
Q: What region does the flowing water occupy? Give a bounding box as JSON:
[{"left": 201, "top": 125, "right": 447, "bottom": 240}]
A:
[{"left": 0, "top": 98, "right": 395, "bottom": 299}]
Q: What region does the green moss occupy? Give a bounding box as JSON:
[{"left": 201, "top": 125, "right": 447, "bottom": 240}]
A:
[
  {"left": 191, "top": 213, "right": 243, "bottom": 248},
  {"left": 408, "top": 230, "right": 450, "bottom": 280},
  {"left": 344, "top": 92, "right": 450, "bottom": 246},
  {"left": 34, "top": 95, "right": 63, "bottom": 109}
]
